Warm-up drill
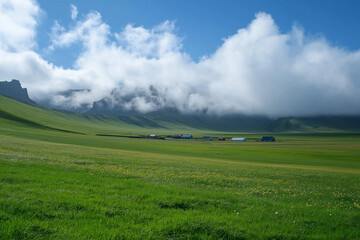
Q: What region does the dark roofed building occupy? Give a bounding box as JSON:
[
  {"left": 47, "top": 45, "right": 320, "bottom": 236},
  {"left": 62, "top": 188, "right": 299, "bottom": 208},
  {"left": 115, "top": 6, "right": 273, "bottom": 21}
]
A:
[
  {"left": 181, "top": 134, "right": 193, "bottom": 139},
  {"left": 202, "top": 136, "right": 213, "bottom": 141},
  {"left": 218, "top": 137, "right": 225, "bottom": 141},
  {"left": 261, "top": 136, "right": 276, "bottom": 142}
]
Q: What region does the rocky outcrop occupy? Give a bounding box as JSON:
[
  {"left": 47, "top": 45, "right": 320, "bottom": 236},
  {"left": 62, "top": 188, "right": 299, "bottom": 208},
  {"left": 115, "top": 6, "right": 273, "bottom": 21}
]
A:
[{"left": 0, "top": 79, "right": 36, "bottom": 105}]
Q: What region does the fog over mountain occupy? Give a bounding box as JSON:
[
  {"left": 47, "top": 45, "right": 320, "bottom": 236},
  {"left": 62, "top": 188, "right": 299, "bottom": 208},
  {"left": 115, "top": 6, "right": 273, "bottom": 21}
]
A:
[{"left": 0, "top": 0, "right": 360, "bottom": 117}]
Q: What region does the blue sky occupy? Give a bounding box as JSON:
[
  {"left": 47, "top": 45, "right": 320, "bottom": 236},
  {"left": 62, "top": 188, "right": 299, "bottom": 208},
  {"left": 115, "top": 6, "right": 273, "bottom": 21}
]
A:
[
  {"left": 1, "top": 0, "right": 360, "bottom": 116},
  {"left": 37, "top": 0, "right": 360, "bottom": 67}
]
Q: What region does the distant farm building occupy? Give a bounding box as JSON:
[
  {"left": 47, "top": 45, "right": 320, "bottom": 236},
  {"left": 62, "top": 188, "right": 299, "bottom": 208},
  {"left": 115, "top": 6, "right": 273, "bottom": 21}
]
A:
[
  {"left": 202, "top": 136, "right": 213, "bottom": 141},
  {"left": 181, "top": 134, "right": 193, "bottom": 139},
  {"left": 148, "top": 134, "right": 157, "bottom": 139},
  {"left": 231, "top": 138, "right": 247, "bottom": 142},
  {"left": 218, "top": 137, "right": 225, "bottom": 141},
  {"left": 261, "top": 136, "right": 276, "bottom": 142},
  {"left": 166, "top": 134, "right": 193, "bottom": 139}
]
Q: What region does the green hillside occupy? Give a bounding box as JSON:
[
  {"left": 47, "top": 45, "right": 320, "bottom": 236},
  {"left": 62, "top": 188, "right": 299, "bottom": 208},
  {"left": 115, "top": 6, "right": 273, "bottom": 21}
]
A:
[
  {"left": 1, "top": 95, "right": 360, "bottom": 137},
  {"left": 0, "top": 95, "right": 166, "bottom": 135}
]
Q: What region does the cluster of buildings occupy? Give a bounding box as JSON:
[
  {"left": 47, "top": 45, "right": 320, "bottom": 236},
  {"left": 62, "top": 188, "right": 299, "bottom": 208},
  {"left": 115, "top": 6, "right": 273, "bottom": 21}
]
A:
[
  {"left": 202, "top": 136, "right": 276, "bottom": 142},
  {"left": 166, "top": 134, "right": 193, "bottom": 139},
  {"left": 147, "top": 134, "right": 276, "bottom": 142}
]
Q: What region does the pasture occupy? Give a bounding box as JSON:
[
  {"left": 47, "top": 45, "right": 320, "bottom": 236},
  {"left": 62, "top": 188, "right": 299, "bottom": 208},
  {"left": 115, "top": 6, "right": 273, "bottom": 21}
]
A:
[
  {"left": 0, "top": 95, "right": 359, "bottom": 239},
  {"left": 1, "top": 131, "right": 359, "bottom": 239}
]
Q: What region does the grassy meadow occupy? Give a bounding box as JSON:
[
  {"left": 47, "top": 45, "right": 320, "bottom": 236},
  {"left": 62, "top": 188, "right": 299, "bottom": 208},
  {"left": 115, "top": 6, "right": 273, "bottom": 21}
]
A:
[{"left": 0, "top": 95, "right": 360, "bottom": 239}]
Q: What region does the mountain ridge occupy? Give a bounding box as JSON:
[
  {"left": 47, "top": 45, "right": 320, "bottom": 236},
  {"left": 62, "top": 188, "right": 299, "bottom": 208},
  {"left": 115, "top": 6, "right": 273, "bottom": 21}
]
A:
[
  {"left": 1, "top": 80, "right": 360, "bottom": 133},
  {"left": 0, "top": 79, "right": 36, "bottom": 105}
]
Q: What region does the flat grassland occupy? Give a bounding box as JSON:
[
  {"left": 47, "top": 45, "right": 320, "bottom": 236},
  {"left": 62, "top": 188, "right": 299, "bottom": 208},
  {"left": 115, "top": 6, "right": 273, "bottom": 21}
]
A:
[{"left": 0, "top": 96, "right": 359, "bottom": 239}]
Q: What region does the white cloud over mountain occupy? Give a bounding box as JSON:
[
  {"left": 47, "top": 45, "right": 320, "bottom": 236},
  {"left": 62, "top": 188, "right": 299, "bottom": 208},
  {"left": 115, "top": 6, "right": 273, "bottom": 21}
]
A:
[{"left": 0, "top": 0, "right": 359, "bottom": 117}]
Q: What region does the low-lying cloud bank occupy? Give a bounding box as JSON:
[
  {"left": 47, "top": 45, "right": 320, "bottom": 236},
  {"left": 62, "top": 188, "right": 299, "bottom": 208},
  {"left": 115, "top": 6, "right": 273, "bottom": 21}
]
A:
[{"left": 0, "top": 0, "right": 360, "bottom": 117}]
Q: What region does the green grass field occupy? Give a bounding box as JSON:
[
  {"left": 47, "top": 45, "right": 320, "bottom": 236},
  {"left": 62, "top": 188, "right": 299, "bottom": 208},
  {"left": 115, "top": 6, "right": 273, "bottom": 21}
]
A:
[{"left": 0, "top": 95, "right": 359, "bottom": 239}]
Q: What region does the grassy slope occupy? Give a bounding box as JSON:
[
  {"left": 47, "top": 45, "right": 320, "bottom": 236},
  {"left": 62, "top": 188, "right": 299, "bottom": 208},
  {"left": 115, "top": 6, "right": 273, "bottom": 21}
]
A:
[
  {"left": 0, "top": 95, "right": 171, "bottom": 135},
  {"left": 2, "top": 95, "right": 360, "bottom": 135},
  {"left": 0, "top": 95, "right": 360, "bottom": 239}
]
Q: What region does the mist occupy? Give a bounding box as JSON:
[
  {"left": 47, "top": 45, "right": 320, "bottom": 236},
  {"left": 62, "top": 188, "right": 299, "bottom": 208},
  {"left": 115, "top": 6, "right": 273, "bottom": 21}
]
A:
[{"left": 1, "top": 0, "right": 360, "bottom": 117}]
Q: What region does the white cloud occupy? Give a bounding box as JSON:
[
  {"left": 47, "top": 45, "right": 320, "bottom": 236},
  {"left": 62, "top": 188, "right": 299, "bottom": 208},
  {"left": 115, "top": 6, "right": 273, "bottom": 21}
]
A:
[
  {"left": 0, "top": 0, "right": 40, "bottom": 51},
  {"left": 0, "top": 4, "right": 360, "bottom": 117},
  {"left": 70, "top": 4, "right": 78, "bottom": 20},
  {"left": 114, "top": 21, "right": 181, "bottom": 58},
  {"left": 50, "top": 10, "right": 109, "bottom": 51}
]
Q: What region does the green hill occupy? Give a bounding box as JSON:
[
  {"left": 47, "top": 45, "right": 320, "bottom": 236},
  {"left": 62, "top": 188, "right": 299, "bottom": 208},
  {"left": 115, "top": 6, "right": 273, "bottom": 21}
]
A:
[
  {"left": 1, "top": 94, "right": 360, "bottom": 137},
  {"left": 0, "top": 95, "right": 189, "bottom": 135}
]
